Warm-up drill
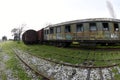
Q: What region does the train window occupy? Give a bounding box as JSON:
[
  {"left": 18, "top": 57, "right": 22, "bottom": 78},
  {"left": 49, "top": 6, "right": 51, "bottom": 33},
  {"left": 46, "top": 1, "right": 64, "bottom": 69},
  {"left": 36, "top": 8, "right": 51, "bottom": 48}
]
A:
[
  {"left": 65, "top": 25, "right": 71, "bottom": 33},
  {"left": 102, "top": 23, "right": 109, "bottom": 31},
  {"left": 50, "top": 27, "right": 54, "bottom": 34},
  {"left": 114, "top": 23, "right": 119, "bottom": 31},
  {"left": 89, "top": 23, "right": 97, "bottom": 31},
  {"left": 47, "top": 30, "right": 49, "bottom": 34},
  {"left": 44, "top": 30, "right": 46, "bottom": 34},
  {"left": 76, "top": 24, "right": 83, "bottom": 32},
  {"left": 56, "top": 26, "right": 61, "bottom": 33}
]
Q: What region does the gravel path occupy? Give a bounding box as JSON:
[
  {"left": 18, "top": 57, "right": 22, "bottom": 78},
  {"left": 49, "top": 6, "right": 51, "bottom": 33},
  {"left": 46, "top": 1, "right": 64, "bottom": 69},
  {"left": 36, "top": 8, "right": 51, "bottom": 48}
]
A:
[
  {"left": 0, "top": 50, "right": 18, "bottom": 80},
  {"left": 0, "top": 45, "right": 41, "bottom": 80},
  {"left": 13, "top": 48, "right": 120, "bottom": 80}
]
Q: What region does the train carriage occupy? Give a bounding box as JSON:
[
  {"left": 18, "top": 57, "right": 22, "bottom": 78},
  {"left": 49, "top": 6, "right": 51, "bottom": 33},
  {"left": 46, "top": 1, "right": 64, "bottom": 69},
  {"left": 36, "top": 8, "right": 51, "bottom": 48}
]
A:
[
  {"left": 37, "top": 29, "right": 44, "bottom": 43},
  {"left": 22, "top": 18, "right": 120, "bottom": 47},
  {"left": 22, "top": 29, "right": 38, "bottom": 44},
  {"left": 43, "top": 18, "right": 120, "bottom": 46}
]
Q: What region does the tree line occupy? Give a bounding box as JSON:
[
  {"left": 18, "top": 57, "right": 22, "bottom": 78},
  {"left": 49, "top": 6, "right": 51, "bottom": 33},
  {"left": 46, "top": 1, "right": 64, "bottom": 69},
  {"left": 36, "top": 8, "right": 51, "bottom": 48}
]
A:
[{"left": 2, "top": 24, "right": 26, "bottom": 41}]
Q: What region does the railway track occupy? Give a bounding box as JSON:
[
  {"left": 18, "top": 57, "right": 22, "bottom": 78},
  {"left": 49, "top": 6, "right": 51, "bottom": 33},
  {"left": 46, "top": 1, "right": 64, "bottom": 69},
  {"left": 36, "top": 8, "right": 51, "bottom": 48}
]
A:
[
  {"left": 25, "top": 51, "right": 120, "bottom": 69},
  {"left": 13, "top": 48, "right": 120, "bottom": 69},
  {"left": 30, "top": 51, "right": 120, "bottom": 68},
  {"left": 13, "top": 48, "right": 51, "bottom": 80},
  {"left": 65, "top": 45, "right": 120, "bottom": 51},
  {"left": 13, "top": 48, "right": 120, "bottom": 80},
  {"left": 33, "top": 55, "right": 120, "bottom": 68}
]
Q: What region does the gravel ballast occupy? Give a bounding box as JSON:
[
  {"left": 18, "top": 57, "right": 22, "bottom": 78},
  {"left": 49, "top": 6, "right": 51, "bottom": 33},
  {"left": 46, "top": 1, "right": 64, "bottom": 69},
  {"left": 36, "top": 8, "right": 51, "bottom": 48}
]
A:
[{"left": 13, "top": 48, "right": 120, "bottom": 80}]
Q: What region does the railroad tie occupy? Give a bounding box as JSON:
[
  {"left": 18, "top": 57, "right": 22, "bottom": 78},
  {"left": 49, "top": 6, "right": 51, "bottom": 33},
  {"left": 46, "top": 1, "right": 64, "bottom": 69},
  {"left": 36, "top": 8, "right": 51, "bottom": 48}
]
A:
[
  {"left": 99, "top": 68, "right": 104, "bottom": 80},
  {"left": 86, "top": 68, "right": 91, "bottom": 80},
  {"left": 108, "top": 68, "right": 114, "bottom": 80}
]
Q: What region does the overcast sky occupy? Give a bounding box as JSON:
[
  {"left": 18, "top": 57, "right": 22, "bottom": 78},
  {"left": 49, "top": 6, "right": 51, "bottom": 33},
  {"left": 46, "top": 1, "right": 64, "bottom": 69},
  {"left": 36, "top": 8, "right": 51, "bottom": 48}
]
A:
[{"left": 0, "top": 0, "right": 119, "bottom": 39}]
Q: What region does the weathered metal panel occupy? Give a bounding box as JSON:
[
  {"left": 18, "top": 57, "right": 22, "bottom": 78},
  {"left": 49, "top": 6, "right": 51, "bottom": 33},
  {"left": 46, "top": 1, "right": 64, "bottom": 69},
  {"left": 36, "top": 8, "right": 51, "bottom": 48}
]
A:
[
  {"left": 109, "top": 22, "right": 114, "bottom": 33},
  {"left": 83, "top": 23, "right": 89, "bottom": 31},
  {"left": 117, "top": 23, "right": 120, "bottom": 39},
  {"left": 96, "top": 31, "right": 103, "bottom": 40},
  {"left": 65, "top": 33, "right": 73, "bottom": 40},
  {"left": 83, "top": 23, "right": 89, "bottom": 40},
  {"left": 110, "top": 32, "right": 119, "bottom": 40},
  {"left": 72, "top": 33, "right": 77, "bottom": 40},
  {"left": 103, "top": 31, "right": 111, "bottom": 40},
  {"left": 53, "top": 34, "right": 56, "bottom": 40},
  {"left": 49, "top": 34, "right": 52, "bottom": 40},
  {"left": 46, "top": 35, "right": 50, "bottom": 40},
  {"left": 83, "top": 32, "right": 90, "bottom": 40},
  {"left": 76, "top": 32, "right": 84, "bottom": 40},
  {"left": 61, "top": 25, "right": 64, "bottom": 33},
  {"left": 53, "top": 27, "right": 56, "bottom": 34},
  {"left": 37, "top": 29, "right": 44, "bottom": 41},
  {"left": 62, "top": 33, "right": 66, "bottom": 40},
  {"left": 49, "top": 34, "right": 56, "bottom": 40},
  {"left": 44, "top": 35, "right": 47, "bottom": 40},
  {"left": 89, "top": 31, "right": 97, "bottom": 40},
  {"left": 97, "top": 22, "right": 102, "bottom": 31},
  {"left": 71, "top": 24, "right": 76, "bottom": 33},
  {"left": 118, "top": 23, "right": 120, "bottom": 31},
  {"left": 56, "top": 33, "right": 63, "bottom": 40}
]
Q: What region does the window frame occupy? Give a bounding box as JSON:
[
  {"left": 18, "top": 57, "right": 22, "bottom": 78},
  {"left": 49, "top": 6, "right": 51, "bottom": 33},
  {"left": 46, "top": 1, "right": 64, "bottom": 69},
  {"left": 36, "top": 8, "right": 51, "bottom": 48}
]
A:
[
  {"left": 56, "top": 26, "right": 61, "bottom": 33},
  {"left": 76, "top": 24, "right": 84, "bottom": 32},
  {"left": 114, "top": 23, "right": 119, "bottom": 31},
  {"left": 89, "top": 23, "right": 97, "bottom": 31},
  {"left": 50, "top": 27, "right": 54, "bottom": 34},
  {"left": 102, "top": 23, "right": 109, "bottom": 31},
  {"left": 65, "top": 25, "right": 71, "bottom": 33}
]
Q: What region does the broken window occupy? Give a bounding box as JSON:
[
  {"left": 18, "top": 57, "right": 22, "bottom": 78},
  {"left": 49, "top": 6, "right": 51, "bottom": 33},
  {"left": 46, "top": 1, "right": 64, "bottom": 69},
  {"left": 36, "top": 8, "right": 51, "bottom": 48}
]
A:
[
  {"left": 102, "top": 23, "right": 109, "bottom": 31},
  {"left": 65, "top": 25, "right": 71, "bottom": 33},
  {"left": 114, "top": 23, "right": 119, "bottom": 31},
  {"left": 89, "top": 23, "right": 97, "bottom": 31},
  {"left": 44, "top": 30, "right": 47, "bottom": 34},
  {"left": 56, "top": 26, "right": 61, "bottom": 33},
  {"left": 76, "top": 24, "right": 83, "bottom": 32},
  {"left": 50, "top": 27, "right": 54, "bottom": 34},
  {"left": 46, "top": 30, "right": 49, "bottom": 34}
]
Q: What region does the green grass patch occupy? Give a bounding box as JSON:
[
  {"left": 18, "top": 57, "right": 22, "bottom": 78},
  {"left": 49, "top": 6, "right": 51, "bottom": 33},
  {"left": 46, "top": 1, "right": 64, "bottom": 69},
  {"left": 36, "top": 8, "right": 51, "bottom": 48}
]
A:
[
  {"left": 1, "top": 41, "right": 32, "bottom": 80},
  {"left": 3, "top": 41, "right": 120, "bottom": 67}
]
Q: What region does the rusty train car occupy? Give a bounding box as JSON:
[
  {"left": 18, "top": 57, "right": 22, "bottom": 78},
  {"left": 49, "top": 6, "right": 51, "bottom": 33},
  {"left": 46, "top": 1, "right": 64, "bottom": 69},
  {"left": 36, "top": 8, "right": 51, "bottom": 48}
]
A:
[
  {"left": 22, "top": 18, "right": 120, "bottom": 46},
  {"left": 22, "top": 29, "right": 38, "bottom": 44}
]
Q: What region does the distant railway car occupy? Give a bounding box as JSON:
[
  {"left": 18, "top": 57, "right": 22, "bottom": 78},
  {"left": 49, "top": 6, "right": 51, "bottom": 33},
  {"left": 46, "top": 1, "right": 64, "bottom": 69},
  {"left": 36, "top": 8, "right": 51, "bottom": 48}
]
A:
[
  {"left": 22, "top": 29, "right": 38, "bottom": 44},
  {"left": 43, "top": 18, "right": 120, "bottom": 46},
  {"left": 22, "top": 18, "right": 120, "bottom": 47},
  {"left": 37, "top": 29, "right": 44, "bottom": 43}
]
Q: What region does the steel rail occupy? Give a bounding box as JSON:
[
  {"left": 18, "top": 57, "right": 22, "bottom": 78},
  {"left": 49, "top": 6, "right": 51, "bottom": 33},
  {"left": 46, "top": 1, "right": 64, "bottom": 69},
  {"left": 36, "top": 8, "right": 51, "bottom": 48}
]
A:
[{"left": 13, "top": 49, "right": 51, "bottom": 80}]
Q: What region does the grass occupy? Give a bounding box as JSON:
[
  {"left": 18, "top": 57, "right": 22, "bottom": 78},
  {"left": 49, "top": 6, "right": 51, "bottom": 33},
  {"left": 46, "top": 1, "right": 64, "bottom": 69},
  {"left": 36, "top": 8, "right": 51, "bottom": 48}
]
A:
[
  {"left": 1, "top": 41, "right": 120, "bottom": 80},
  {"left": 1, "top": 41, "right": 33, "bottom": 80},
  {"left": 5, "top": 41, "right": 120, "bottom": 67}
]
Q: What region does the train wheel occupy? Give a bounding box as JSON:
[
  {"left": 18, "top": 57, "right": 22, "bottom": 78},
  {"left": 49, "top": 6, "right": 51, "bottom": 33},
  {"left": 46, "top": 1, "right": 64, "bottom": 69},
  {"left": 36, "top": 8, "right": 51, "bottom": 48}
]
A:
[{"left": 62, "top": 42, "right": 71, "bottom": 47}]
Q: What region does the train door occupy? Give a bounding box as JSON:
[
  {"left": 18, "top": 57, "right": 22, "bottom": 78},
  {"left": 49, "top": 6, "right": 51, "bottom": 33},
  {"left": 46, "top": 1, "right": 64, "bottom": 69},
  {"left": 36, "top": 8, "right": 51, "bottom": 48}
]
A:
[
  {"left": 64, "top": 25, "right": 73, "bottom": 40},
  {"left": 56, "top": 26, "right": 62, "bottom": 40},
  {"left": 89, "top": 23, "right": 97, "bottom": 40},
  {"left": 96, "top": 22, "right": 103, "bottom": 40},
  {"left": 112, "top": 23, "right": 119, "bottom": 40},
  {"left": 83, "top": 23, "right": 90, "bottom": 40},
  {"left": 102, "top": 23, "right": 111, "bottom": 40},
  {"left": 49, "top": 27, "right": 54, "bottom": 40},
  {"left": 76, "top": 23, "right": 84, "bottom": 40}
]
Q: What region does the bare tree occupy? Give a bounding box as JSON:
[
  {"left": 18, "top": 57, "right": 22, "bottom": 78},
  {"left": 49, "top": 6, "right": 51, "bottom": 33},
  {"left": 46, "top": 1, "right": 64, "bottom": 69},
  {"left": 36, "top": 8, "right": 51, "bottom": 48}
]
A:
[
  {"left": 11, "top": 28, "right": 19, "bottom": 40},
  {"left": 11, "top": 24, "right": 26, "bottom": 41}
]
